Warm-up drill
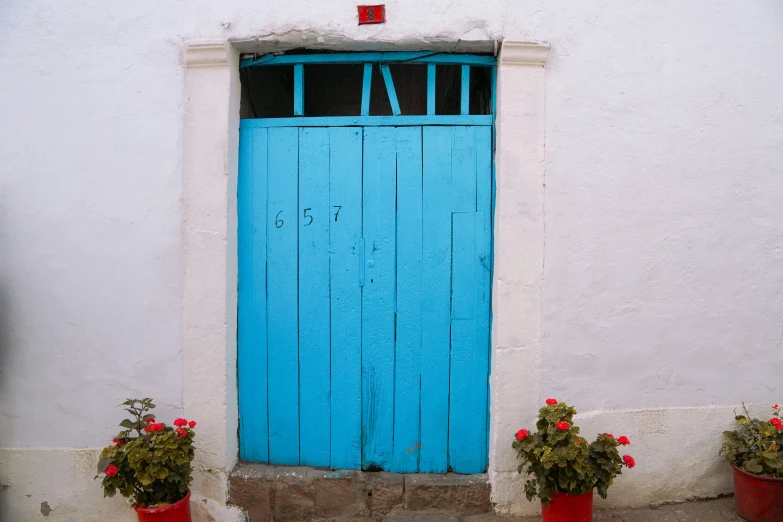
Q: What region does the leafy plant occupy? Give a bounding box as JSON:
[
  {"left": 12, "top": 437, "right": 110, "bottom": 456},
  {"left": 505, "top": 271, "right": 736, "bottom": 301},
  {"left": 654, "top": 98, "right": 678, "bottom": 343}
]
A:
[
  {"left": 720, "top": 403, "right": 783, "bottom": 477},
  {"left": 513, "top": 399, "right": 634, "bottom": 506},
  {"left": 95, "top": 398, "right": 197, "bottom": 508}
]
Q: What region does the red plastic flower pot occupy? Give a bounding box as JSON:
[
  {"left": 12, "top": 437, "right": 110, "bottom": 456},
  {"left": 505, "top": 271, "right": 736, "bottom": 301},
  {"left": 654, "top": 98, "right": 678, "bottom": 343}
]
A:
[
  {"left": 733, "top": 465, "right": 783, "bottom": 522},
  {"left": 133, "top": 490, "right": 192, "bottom": 522},
  {"left": 541, "top": 489, "right": 594, "bottom": 522}
]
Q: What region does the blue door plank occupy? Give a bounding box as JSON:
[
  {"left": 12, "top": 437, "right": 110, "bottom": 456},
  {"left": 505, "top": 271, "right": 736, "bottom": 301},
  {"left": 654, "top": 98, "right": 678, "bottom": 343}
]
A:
[
  {"left": 238, "top": 127, "right": 270, "bottom": 462},
  {"left": 266, "top": 127, "right": 300, "bottom": 465},
  {"left": 420, "top": 126, "right": 453, "bottom": 473},
  {"left": 474, "top": 126, "right": 493, "bottom": 473},
  {"left": 329, "top": 127, "right": 363, "bottom": 469},
  {"left": 392, "top": 127, "right": 424, "bottom": 472},
  {"left": 451, "top": 127, "right": 477, "bottom": 213},
  {"left": 298, "top": 127, "right": 332, "bottom": 467},
  {"left": 361, "top": 127, "right": 397, "bottom": 470},
  {"left": 449, "top": 213, "right": 481, "bottom": 473}
]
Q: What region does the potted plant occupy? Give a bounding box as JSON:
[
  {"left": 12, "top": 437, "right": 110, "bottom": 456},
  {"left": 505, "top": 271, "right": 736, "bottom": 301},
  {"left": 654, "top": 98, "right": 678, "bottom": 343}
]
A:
[
  {"left": 513, "top": 399, "right": 635, "bottom": 522},
  {"left": 720, "top": 403, "right": 783, "bottom": 522},
  {"left": 96, "top": 398, "right": 197, "bottom": 522}
]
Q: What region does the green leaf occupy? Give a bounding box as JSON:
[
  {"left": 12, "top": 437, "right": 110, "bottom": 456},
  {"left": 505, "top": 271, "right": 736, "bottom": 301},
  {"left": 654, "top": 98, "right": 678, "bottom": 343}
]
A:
[
  {"left": 744, "top": 459, "right": 764, "bottom": 474},
  {"left": 97, "top": 457, "right": 114, "bottom": 473},
  {"left": 153, "top": 468, "right": 169, "bottom": 480},
  {"left": 120, "top": 419, "right": 136, "bottom": 429}
]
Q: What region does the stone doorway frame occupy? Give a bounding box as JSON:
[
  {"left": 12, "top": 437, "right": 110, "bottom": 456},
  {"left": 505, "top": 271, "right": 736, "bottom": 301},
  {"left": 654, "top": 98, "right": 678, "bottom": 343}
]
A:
[{"left": 180, "top": 39, "right": 549, "bottom": 518}]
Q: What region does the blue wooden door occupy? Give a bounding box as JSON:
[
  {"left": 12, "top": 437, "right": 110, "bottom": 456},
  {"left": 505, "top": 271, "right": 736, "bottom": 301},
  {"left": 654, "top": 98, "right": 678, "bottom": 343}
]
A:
[{"left": 238, "top": 124, "right": 492, "bottom": 473}]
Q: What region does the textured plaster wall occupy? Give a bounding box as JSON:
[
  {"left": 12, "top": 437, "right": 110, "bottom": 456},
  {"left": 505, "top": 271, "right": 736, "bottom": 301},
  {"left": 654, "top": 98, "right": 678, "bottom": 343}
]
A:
[{"left": 1, "top": 0, "right": 783, "bottom": 520}]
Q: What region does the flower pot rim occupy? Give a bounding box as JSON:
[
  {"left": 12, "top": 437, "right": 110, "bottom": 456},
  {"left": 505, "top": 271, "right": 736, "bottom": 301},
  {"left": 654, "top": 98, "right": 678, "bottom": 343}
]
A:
[
  {"left": 551, "top": 488, "right": 594, "bottom": 497},
  {"left": 133, "top": 490, "right": 191, "bottom": 514},
  {"left": 732, "top": 464, "right": 783, "bottom": 483}
]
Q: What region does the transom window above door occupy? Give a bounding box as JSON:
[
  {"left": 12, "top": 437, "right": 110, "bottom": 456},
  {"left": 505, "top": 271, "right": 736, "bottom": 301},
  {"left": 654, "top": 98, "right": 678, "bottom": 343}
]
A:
[{"left": 239, "top": 51, "right": 495, "bottom": 122}]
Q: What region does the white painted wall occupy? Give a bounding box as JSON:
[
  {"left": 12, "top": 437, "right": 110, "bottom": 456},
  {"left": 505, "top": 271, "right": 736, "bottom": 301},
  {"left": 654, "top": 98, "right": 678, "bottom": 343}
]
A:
[{"left": 1, "top": 0, "right": 782, "bottom": 519}]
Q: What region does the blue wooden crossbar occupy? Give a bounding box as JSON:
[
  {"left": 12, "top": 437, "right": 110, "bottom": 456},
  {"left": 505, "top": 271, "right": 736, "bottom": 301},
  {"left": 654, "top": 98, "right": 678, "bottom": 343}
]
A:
[
  {"left": 240, "top": 51, "right": 495, "bottom": 68},
  {"left": 294, "top": 64, "right": 304, "bottom": 116},
  {"left": 361, "top": 64, "right": 372, "bottom": 116},
  {"left": 241, "top": 116, "right": 493, "bottom": 128},
  {"left": 427, "top": 64, "right": 436, "bottom": 116},
  {"left": 460, "top": 65, "right": 470, "bottom": 116},
  {"left": 380, "top": 65, "right": 402, "bottom": 116}
]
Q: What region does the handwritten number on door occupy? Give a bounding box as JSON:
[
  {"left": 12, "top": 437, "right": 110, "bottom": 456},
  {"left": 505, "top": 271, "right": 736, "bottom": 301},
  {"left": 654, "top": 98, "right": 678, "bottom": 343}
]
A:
[
  {"left": 275, "top": 210, "right": 284, "bottom": 228},
  {"left": 303, "top": 208, "right": 313, "bottom": 226},
  {"left": 333, "top": 206, "right": 342, "bottom": 222}
]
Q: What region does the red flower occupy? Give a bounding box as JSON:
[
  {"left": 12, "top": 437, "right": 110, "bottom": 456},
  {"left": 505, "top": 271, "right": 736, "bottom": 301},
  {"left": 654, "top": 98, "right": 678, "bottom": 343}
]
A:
[
  {"left": 774, "top": 404, "right": 780, "bottom": 409},
  {"left": 105, "top": 464, "right": 118, "bottom": 477},
  {"left": 546, "top": 398, "right": 558, "bottom": 405},
  {"left": 143, "top": 426, "right": 151, "bottom": 433},
  {"left": 188, "top": 420, "right": 197, "bottom": 428},
  {"left": 175, "top": 427, "right": 187, "bottom": 438},
  {"left": 515, "top": 429, "right": 529, "bottom": 441},
  {"left": 556, "top": 421, "right": 570, "bottom": 430},
  {"left": 174, "top": 418, "right": 187, "bottom": 427},
  {"left": 622, "top": 455, "right": 635, "bottom": 469},
  {"left": 146, "top": 418, "right": 155, "bottom": 424},
  {"left": 770, "top": 418, "right": 783, "bottom": 431},
  {"left": 576, "top": 440, "right": 582, "bottom": 445},
  {"left": 617, "top": 436, "right": 630, "bottom": 446},
  {"left": 603, "top": 433, "right": 614, "bottom": 439}
]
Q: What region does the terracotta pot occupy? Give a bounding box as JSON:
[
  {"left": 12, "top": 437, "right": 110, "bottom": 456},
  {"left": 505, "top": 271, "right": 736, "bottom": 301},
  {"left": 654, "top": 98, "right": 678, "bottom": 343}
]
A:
[
  {"left": 733, "top": 465, "right": 783, "bottom": 522},
  {"left": 541, "top": 489, "right": 594, "bottom": 522},
  {"left": 134, "top": 490, "right": 192, "bottom": 522}
]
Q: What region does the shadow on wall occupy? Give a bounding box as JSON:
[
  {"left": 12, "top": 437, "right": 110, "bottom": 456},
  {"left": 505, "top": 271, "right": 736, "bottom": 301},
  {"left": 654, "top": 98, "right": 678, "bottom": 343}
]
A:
[{"left": 0, "top": 211, "right": 12, "bottom": 446}]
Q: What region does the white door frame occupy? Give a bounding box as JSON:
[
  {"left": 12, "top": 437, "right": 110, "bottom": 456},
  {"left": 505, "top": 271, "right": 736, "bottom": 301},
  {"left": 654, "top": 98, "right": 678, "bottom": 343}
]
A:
[{"left": 180, "top": 39, "right": 549, "bottom": 518}]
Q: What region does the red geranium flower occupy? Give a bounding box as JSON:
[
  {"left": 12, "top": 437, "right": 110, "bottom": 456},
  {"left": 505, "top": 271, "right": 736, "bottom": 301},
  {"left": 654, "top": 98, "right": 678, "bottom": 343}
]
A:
[
  {"left": 774, "top": 404, "right": 780, "bottom": 409},
  {"left": 603, "top": 433, "right": 614, "bottom": 438},
  {"left": 146, "top": 418, "right": 155, "bottom": 424},
  {"left": 105, "top": 464, "right": 118, "bottom": 477},
  {"left": 617, "top": 436, "right": 630, "bottom": 445},
  {"left": 546, "top": 398, "right": 558, "bottom": 405},
  {"left": 174, "top": 418, "right": 187, "bottom": 427},
  {"left": 622, "top": 455, "right": 635, "bottom": 469},
  {"left": 556, "top": 421, "right": 570, "bottom": 430},
  {"left": 175, "top": 427, "right": 187, "bottom": 438},
  {"left": 188, "top": 420, "right": 197, "bottom": 428},
  {"left": 770, "top": 418, "right": 783, "bottom": 430},
  {"left": 515, "top": 429, "right": 529, "bottom": 441}
]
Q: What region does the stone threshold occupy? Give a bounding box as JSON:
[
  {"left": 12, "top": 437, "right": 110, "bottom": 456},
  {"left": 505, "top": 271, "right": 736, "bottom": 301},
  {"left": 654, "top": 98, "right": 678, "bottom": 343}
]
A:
[{"left": 229, "top": 462, "right": 491, "bottom": 522}]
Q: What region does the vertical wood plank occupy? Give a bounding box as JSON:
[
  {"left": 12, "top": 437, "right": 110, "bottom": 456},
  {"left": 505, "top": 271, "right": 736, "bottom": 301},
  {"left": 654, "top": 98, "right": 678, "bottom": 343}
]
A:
[
  {"left": 449, "top": 212, "right": 479, "bottom": 473},
  {"left": 266, "top": 127, "right": 300, "bottom": 465},
  {"left": 392, "top": 127, "right": 423, "bottom": 472},
  {"left": 361, "top": 64, "right": 372, "bottom": 117},
  {"left": 238, "top": 127, "right": 270, "bottom": 462},
  {"left": 361, "top": 126, "right": 397, "bottom": 470},
  {"left": 452, "top": 127, "right": 477, "bottom": 213},
  {"left": 329, "top": 127, "right": 363, "bottom": 469},
  {"left": 298, "top": 127, "right": 331, "bottom": 467},
  {"left": 420, "top": 126, "right": 453, "bottom": 472},
  {"left": 380, "top": 65, "right": 402, "bottom": 116},
  {"left": 449, "top": 127, "right": 492, "bottom": 473},
  {"left": 461, "top": 65, "right": 470, "bottom": 115},
  {"left": 475, "top": 126, "right": 493, "bottom": 473},
  {"left": 427, "top": 64, "right": 436, "bottom": 116},
  {"left": 294, "top": 64, "right": 304, "bottom": 116}
]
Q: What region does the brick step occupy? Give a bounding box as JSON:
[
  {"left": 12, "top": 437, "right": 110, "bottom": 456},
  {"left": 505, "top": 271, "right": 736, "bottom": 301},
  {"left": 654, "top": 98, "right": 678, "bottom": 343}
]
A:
[{"left": 229, "top": 462, "right": 491, "bottom": 522}]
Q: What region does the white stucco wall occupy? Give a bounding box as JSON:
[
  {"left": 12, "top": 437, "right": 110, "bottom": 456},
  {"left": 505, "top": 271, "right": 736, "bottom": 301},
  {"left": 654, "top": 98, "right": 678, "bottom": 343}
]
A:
[{"left": 1, "top": 0, "right": 782, "bottom": 520}]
